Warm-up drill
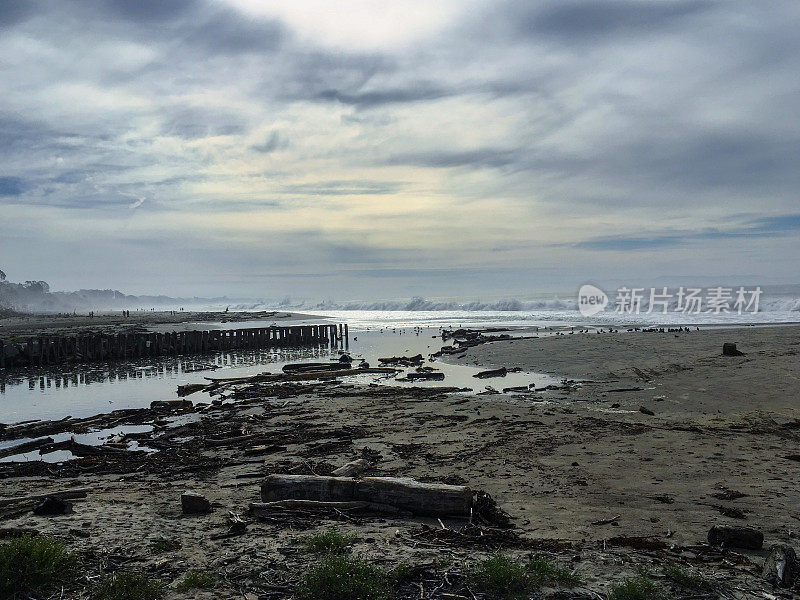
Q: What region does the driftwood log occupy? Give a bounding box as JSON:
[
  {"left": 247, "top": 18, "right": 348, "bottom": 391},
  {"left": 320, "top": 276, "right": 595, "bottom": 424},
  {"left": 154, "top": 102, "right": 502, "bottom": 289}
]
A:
[
  {"left": 260, "top": 475, "right": 472, "bottom": 517},
  {"left": 0, "top": 437, "right": 55, "bottom": 459},
  {"left": 0, "top": 488, "right": 89, "bottom": 508},
  {"left": 474, "top": 367, "right": 508, "bottom": 379},
  {"left": 708, "top": 525, "right": 763, "bottom": 550}
]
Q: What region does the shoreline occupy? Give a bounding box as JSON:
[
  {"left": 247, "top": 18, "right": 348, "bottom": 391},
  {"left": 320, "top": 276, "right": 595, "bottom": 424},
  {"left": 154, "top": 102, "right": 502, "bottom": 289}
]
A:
[
  {"left": 0, "top": 310, "right": 324, "bottom": 342},
  {"left": 0, "top": 325, "right": 798, "bottom": 598}
]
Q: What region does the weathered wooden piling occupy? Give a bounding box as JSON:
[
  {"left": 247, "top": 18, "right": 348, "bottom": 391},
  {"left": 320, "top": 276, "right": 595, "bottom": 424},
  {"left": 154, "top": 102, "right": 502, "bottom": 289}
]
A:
[{"left": 0, "top": 323, "right": 348, "bottom": 369}]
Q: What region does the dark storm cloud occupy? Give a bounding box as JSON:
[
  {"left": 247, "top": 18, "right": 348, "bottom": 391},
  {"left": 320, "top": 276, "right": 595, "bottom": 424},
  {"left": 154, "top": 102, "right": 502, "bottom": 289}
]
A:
[
  {"left": 514, "top": 0, "right": 714, "bottom": 42},
  {"left": 0, "top": 177, "right": 25, "bottom": 196},
  {"left": 574, "top": 214, "right": 800, "bottom": 251},
  {"left": 55, "top": 0, "right": 286, "bottom": 57},
  {"left": 1, "top": 0, "right": 799, "bottom": 295},
  {"left": 0, "top": 0, "right": 36, "bottom": 29},
  {"left": 605, "top": 130, "right": 800, "bottom": 192},
  {"left": 100, "top": 0, "right": 200, "bottom": 23},
  {"left": 385, "top": 148, "right": 518, "bottom": 169},
  {"left": 315, "top": 84, "right": 451, "bottom": 107},
  {"left": 273, "top": 51, "right": 395, "bottom": 104}
]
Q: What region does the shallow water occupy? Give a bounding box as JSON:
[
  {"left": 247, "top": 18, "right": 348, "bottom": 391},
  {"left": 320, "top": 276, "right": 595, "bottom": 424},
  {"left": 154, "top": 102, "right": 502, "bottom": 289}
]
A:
[{"left": 0, "top": 325, "right": 557, "bottom": 424}]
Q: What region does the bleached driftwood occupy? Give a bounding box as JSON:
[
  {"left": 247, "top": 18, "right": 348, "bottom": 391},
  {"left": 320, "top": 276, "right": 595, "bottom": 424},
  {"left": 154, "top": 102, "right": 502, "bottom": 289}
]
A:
[{"left": 260, "top": 475, "right": 472, "bottom": 517}]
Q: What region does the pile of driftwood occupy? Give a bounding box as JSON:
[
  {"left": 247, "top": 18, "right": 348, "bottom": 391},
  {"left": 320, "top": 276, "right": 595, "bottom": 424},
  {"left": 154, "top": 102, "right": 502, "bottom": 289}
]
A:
[
  {"left": 378, "top": 354, "right": 424, "bottom": 367},
  {"left": 178, "top": 364, "right": 398, "bottom": 397},
  {"left": 433, "top": 330, "right": 516, "bottom": 357}
]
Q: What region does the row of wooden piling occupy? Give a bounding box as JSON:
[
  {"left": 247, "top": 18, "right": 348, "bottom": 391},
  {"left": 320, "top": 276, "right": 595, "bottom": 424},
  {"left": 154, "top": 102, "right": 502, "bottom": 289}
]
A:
[{"left": 0, "top": 323, "right": 349, "bottom": 369}]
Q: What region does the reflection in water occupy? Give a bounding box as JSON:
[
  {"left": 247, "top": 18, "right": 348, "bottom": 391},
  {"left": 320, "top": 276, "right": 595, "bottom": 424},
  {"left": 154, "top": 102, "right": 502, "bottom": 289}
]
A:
[
  {"left": 0, "top": 345, "right": 336, "bottom": 422},
  {"left": 0, "top": 345, "right": 333, "bottom": 395},
  {"left": 0, "top": 327, "right": 558, "bottom": 423}
]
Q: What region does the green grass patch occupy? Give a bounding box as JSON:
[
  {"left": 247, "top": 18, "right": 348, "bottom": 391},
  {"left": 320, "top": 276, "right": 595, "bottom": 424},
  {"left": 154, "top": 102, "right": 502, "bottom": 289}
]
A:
[
  {"left": 662, "top": 565, "right": 712, "bottom": 591},
  {"left": 0, "top": 534, "right": 79, "bottom": 598},
  {"left": 469, "top": 553, "right": 529, "bottom": 599},
  {"left": 527, "top": 555, "right": 581, "bottom": 587},
  {"left": 302, "top": 529, "right": 355, "bottom": 555},
  {"left": 175, "top": 569, "right": 217, "bottom": 591},
  {"left": 468, "top": 553, "right": 580, "bottom": 598},
  {"left": 608, "top": 570, "right": 668, "bottom": 600},
  {"left": 388, "top": 562, "right": 424, "bottom": 584},
  {"left": 92, "top": 571, "right": 164, "bottom": 600},
  {"left": 150, "top": 538, "right": 182, "bottom": 553},
  {"left": 296, "top": 554, "right": 389, "bottom": 600}
]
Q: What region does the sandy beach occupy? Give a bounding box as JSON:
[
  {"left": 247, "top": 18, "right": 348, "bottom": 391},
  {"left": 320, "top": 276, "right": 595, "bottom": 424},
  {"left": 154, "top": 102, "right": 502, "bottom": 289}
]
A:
[{"left": 1, "top": 325, "right": 798, "bottom": 598}]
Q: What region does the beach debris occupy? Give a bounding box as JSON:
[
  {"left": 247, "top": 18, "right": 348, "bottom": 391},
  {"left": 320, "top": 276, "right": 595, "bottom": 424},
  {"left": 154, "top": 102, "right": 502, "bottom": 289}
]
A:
[
  {"left": 0, "top": 436, "right": 55, "bottom": 458},
  {"left": 406, "top": 370, "right": 445, "bottom": 381},
  {"left": 282, "top": 362, "right": 351, "bottom": 374},
  {"left": 591, "top": 514, "right": 621, "bottom": 526},
  {"left": 639, "top": 406, "right": 655, "bottom": 416},
  {"left": 330, "top": 458, "right": 371, "bottom": 477},
  {"left": 762, "top": 544, "right": 798, "bottom": 587},
  {"left": 713, "top": 504, "right": 747, "bottom": 519},
  {"left": 723, "top": 342, "right": 744, "bottom": 356},
  {"left": 261, "top": 474, "right": 473, "bottom": 518},
  {"left": 474, "top": 366, "right": 508, "bottom": 379},
  {"left": 243, "top": 444, "right": 286, "bottom": 456},
  {"left": 708, "top": 525, "right": 763, "bottom": 549},
  {"left": 472, "top": 490, "right": 513, "bottom": 528},
  {"left": 205, "top": 433, "right": 264, "bottom": 447},
  {"left": 378, "top": 354, "right": 424, "bottom": 367},
  {"left": 711, "top": 488, "right": 748, "bottom": 501},
  {"left": 151, "top": 399, "right": 193, "bottom": 410},
  {"left": 210, "top": 512, "right": 248, "bottom": 539},
  {"left": 39, "top": 438, "right": 132, "bottom": 457},
  {"left": 0, "top": 488, "right": 89, "bottom": 508},
  {"left": 250, "top": 499, "right": 410, "bottom": 518},
  {"left": 606, "top": 387, "right": 644, "bottom": 393},
  {"left": 32, "top": 496, "right": 73, "bottom": 516},
  {"left": 649, "top": 494, "right": 675, "bottom": 504},
  {"left": 181, "top": 492, "right": 212, "bottom": 515},
  {"left": 177, "top": 383, "right": 207, "bottom": 397},
  {"left": 602, "top": 535, "right": 668, "bottom": 551}
]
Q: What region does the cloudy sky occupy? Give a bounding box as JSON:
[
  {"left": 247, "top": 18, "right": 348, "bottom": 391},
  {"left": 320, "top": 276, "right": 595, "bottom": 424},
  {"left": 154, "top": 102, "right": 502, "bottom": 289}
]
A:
[{"left": 1, "top": 0, "right": 798, "bottom": 300}]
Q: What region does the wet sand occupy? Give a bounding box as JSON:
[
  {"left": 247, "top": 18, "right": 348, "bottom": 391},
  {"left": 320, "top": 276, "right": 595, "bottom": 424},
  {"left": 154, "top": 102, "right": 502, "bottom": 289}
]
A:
[{"left": 1, "top": 325, "right": 798, "bottom": 598}]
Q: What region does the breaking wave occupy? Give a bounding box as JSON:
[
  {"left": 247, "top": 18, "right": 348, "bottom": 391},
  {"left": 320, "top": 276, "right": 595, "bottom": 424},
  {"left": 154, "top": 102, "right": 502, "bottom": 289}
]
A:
[{"left": 237, "top": 294, "right": 800, "bottom": 313}]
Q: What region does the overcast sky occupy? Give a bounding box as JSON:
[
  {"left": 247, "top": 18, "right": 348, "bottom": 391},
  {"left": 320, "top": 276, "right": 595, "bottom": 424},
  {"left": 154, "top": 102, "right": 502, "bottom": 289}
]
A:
[{"left": 1, "top": 0, "right": 798, "bottom": 300}]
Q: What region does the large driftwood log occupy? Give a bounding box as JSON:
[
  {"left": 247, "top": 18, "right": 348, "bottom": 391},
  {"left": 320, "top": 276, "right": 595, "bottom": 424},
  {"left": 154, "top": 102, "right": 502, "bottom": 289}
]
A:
[
  {"left": 260, "top": 475, "right": 472, "bottom": 517},
  {"left": 0, "top": 488, "right": 89, "bottom": 507},
  {"left": 262, "top": 475, "right": 356, "bottom": 503},
  {"left": 355, "top": 477, "right": 472, "bottom": 517}
]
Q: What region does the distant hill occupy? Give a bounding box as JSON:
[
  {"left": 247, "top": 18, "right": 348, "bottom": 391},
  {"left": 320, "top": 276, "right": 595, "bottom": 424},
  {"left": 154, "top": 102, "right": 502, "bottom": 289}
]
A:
[{"left": 0, "top": 275, "right": 235, "bottom": 313}]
